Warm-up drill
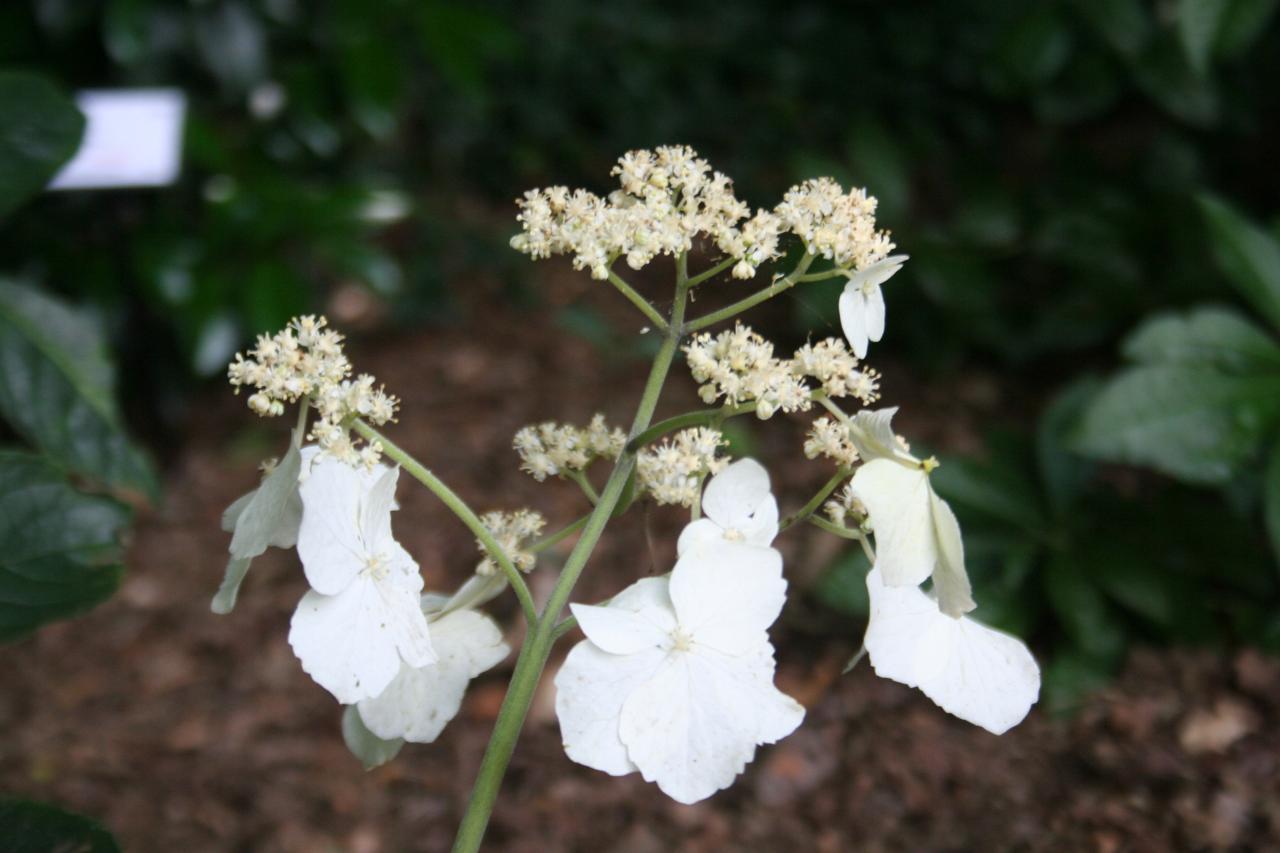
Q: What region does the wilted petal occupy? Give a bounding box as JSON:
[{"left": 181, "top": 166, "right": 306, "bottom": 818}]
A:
[{"left": 930, "top": 490, "right": 976, "bottom": 617}]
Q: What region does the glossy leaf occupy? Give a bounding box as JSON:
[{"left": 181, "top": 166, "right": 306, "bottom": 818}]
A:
[
  {"left": 0, "top": 450, "right": 129, "bottom": 642},
  {"left": 1073, "top": 365, "right": 1280, "bottom": 484},
  {"left": 1199, "top": 195, "right": 1280, "bottom": 332},
  {"left": 1123, "top": 306, "right": 1280, "bottom": 372},
  {"left": 0, "top": 280, "right": 158, "bottom": 498},
  {"left": 0, "top": 72, "right": 84, "bottom": 217}
]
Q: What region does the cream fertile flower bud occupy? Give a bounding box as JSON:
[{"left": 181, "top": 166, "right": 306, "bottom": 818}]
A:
[
  {"left": 227, "top": 315, "right": 398, "bottom": 467},
  {"left": 774, "top": 177, "right": 895, "bottom": 270},
  {"left": 475, "top": 509, "right": 546, "bottom": 576},
  {"left": 804, "top": 417, "right": 859, "bottom": 467},
  {"left": 513, "top": 415, "right": 625, "bottom": 482},
  {"left": 790, "top": 338, "right": 881, "bottom": 405},
  {"left": 636, "top": 427, "right": 729, "bottom": 507},
  {"left": 683, "top": 323, "right": 813, "bottom": 419}
]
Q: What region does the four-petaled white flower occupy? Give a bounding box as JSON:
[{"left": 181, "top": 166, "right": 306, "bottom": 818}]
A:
[
  {"left": 848, "top": 409, "right": 975, "bottom": 617},
  {"left": 863, "top": 567, "right": 1040, "bottom": 735},
  {"left": 555, "top": 541, "right": 804, "bottom": 804},
  {"left": 839, "top": 254, "right": 907, "bottom": 358},
  {"left": 357, "top": 600, "right": 510, "bottom": 743},
  {"left": 289, "top": 455, "right": 436, "bottom": 704},
  {"left": 677, "top": 458, "right": 778, "bottom": 555}
]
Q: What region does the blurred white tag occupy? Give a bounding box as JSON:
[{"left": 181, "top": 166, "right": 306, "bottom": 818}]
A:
[{"left": 48, "top": 89, "right": 186, "bottom": 190}]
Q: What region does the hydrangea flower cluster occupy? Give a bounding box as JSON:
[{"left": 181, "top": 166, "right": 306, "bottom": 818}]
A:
[
  {"left": 511, "top": 146, "right": 894, "bottom": 283},
  {"left": 215, "top": 150, "right": 1045, "bottom": 848},
  {"left": 635, "top": 426, "right": 729, "bottom": 507},
  {"left": 513, "top": 415, "right": 626, "bottom": 482},
  {"left": 556, "top": 461, "right": 802, "bottom": 803},
  {"left": 684, "top": 323, "right": 813, "bottom": 418},
  {"left": 475, "top": 509, "right": 546, "bottom": 576},
  {"left": 227, "top": 315, "right": 398, "bottom": 466}
]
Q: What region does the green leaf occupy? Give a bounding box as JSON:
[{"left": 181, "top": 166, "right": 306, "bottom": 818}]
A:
[
  {"left": 1073, "top": 365, "right": 1280, "bottom": 484},
  {"left": 1037, "top": 379, "right": 1099, "bottom": 516},
  {"left": 1178, "top": 0, "right": 1229, "bottom": 75},
  {"left": 342, "top": 705, "right": 403, "bottom": 770},
  {"left": 1072, "top": 0, "right": 1152, "bottom": 58},
  {"left": 1215, "top": 0, "right": 1280, "bottom": 58},
  {"left": 1124, "top": 306, "right": 1280, "bottom": 372},
  {"left": 0, "top": 450, "right": 129, "bottom": 642},
  {"left": 1041, "top": 650, "right": 1116, "bottom": 715},
  {"left": 930, "top": 452, "right": 1047, "bottom": 534},
  {"left": 1266, "top": 441, "right": 1280, "bottom": 568},
  {"left": 0, "top": 798, "right": 120, "bottom": 853},
  {"left": 0, "top": 72, "right": 85, "bottom": 218},
  {"left": 1198, "top": 195, "right": 1280, "bottom": 332},
  {"left": 0, "top": 280, "right": 158, "bottom": 498},
  {"left": 1042, "top": 554, "right": 1126, "bottom": 662}
]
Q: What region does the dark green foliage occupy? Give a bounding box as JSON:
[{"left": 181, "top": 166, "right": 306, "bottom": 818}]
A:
[
  {"left": 0, "top": 799, "right": 120, "bottom": 853},
  {"left": 0, "top": 72, "right": 83, "bottom": 218}
]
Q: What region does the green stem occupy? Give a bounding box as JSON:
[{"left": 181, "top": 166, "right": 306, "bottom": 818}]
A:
[
  {"left": 608, "top": 270, "right": 668, "bottom": 331},
  {"left": 624, "top": 401, "right": 758, "bottom": 453},
  {"left": 685, "top": 252, "right": 816, "bottom": 332},
  {"left": 808, "top": 515, "right": 862, "bottom": 540},
  {"left": 353, "top": 420, "right": 538, "bottom": 626},
  {"left": 685, "top": 256, "right": 736, "bottom": 288},
  {"left": 779, "top": 468, "right": 850, "bottom": 532},
  {"left": 451, "top": 256, "right": 692, "bottom": 853},
  {"left": 529, "top": 514, "right": 589, "bottom": 554},
  {"left": 564, "top": 470, "right": 600, "bottom": 505}
]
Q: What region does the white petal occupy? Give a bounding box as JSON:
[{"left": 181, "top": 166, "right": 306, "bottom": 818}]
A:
[
  {"left": 571, "top": 576, "right": 676, "bottom": 654},
  {"left": 851, "top": 458, "right": 935, "bottom": 587},
  {"left": 847, "top": 407, "right": 913, "bottom": 463},
  {"left": 288, "top": 570, "right": 435, "bottom": 704},
  {"left": 855, "top": 254, "right": 908, "bottom": 290},
  {"left": 930, "top": 490, "right": 975, "bottom": 617},
  {"left": 360, "top": 466, "right": 401, "bottom": 554},
  {"left": 701, "top": 459, "right": 773, "bottom": 530},
  {"left": 864, "top": 568, "right": 1040, "bottom": 735},
  {"left": 864, "top": 283, "right": 886, "bottom": 343},
  {"left": 297, "top": 456, "right": 369, "bottom": 595},
  {"left": 676, "top": 517, "right": 726, "bottom": 557},
  {"left": 619, "top": 646, "right": 803, "bottom": 804},
  {"left": 669, "top": 543, "right": 786, "bottom": 655},
  {"left": 839, "top": 287, "right": 869, "bottom": 359},
  {"left": 554, "top": 640, "right": 667, "bottom": 776},
  {"left": 357, "top": 609, "right": 508, "bottom": 743}
]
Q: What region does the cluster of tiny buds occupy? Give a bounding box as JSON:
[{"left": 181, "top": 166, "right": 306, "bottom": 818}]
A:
[
  {"left": 511, "top": 146, "right": 889, "bottom": 283},
  {"left": 774, "top": 177, "right": 896, "bottom": 270},
  {"left": 476, "top": 509, "right": 546, "bottom": 576},
  {"left": 804, "top": 417, "right": 859, "bottom": 467},
  {"left": 513, "top": 415, "right": 627, "bottom": 482},
  {"left": 227, "top": 316, "right": 399, "bottom": 467},
  {"left": 636, "top": 427, "right": 729, "bottom": 507},
  {"left": 824, "top": 483, "right": 869, "bottom": 529},
  {"left": 791, "top": 338, "right": 881, "bottom": 404},
  {"left": 683, "top": 324, "right": 812, "bottom": 420}
]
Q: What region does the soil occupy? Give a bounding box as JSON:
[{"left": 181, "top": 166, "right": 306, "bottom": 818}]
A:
[{"left": 1, "top": 278, "right": 1278, "bottom": 852}]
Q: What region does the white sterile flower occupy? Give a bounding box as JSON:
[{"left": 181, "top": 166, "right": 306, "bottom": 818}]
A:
[
  {"left": 847, "top": 407, "right": 974, "bottom": 616},
  {"left": 554, "top": 543, "right": 804, "bottom": 804},
  {"left": 356, "top": 602, "right": 510, "bottom": 743},
  {"left": 863, "top": 567, "right": 1040, "bottom": 735},
  {"left": 838, "top": 254, "right": 907, "bottom": 358},
  {"left": 677, "top": 458, "right": 778, "bottom": 555},
  {"left": 289, "top": 455, "right": 436, "bottom": 703}
]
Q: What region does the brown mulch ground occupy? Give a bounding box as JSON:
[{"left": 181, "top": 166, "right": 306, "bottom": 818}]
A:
[{"left": 2, "top": 278, "right": 1279, "bottom": 852}]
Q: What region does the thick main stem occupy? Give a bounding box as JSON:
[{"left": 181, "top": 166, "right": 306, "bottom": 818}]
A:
[{"left": 450, "top": 263, "right": 692, "bottom": 853}]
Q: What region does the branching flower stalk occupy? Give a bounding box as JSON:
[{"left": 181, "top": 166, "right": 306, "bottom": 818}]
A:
[{"left": 214, "top": 147, "right": 1043, "bottom": 853}]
